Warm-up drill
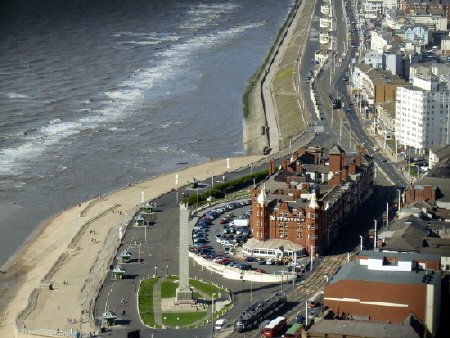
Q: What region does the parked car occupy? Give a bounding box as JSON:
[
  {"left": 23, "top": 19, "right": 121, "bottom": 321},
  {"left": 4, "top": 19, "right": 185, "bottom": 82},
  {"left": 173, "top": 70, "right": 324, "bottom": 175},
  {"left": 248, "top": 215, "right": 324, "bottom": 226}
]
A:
[
  {"left": 309, "top": 301, "right": 321, "bottom": 308},
  {"left": 254, "top": 268, "right": 266, "bottom": 274}
]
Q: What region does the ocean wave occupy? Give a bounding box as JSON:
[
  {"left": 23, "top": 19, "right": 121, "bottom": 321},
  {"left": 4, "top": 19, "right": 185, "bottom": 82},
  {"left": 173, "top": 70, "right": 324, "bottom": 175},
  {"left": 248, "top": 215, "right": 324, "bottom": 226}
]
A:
[
  {"left": 0, "top": 11, "right": 261, "bottom": 177},
  {"left": 5, "top": 92, "right": 32, "bottom": 100},
  {"left": 119, "top": 40, "right": 162, "bottom": 46}
]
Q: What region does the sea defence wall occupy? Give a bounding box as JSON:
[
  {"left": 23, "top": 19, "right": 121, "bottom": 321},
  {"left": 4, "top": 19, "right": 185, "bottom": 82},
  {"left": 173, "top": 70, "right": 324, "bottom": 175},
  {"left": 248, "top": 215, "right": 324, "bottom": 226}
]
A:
[
  {"left": 243, "top": 0, "right": 303, "bottom": 155},
  {"left": 189, "top": 252, "right": 296, "bottom": 283}
]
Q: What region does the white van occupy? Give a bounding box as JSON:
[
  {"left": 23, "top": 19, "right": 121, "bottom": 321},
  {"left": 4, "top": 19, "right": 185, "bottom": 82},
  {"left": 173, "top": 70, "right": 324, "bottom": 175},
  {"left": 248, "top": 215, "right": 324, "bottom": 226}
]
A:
[{"left": 214, "top": 319, "right": 228, "bottom": 331}]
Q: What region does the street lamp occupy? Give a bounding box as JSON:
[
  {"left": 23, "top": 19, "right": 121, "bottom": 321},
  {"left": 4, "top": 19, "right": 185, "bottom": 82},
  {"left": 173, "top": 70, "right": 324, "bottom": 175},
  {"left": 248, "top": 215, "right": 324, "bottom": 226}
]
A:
[
  {"left": 240, "top": 271, "right": 245, "bottom": 301},
  {"left": 359, "top": 235, "right": 363, "bottom": 251},
  {"left": 280, "top": 271, "right": 284, "bottom": 290},
  {"left": 166, "top": 265, "right": 169, "bottom": 277},
  {"left": 154, "top": 266, "right": 157, "bottom": 278},
  {"left": 211, "top": 293, "right": 216, "bottom": 337},
  {"left": 177, "top": 317, "right": 180, "bottom": 329},
  {"left": 196, "top": 187, "right": 199, "bottom": 208},
  {"left": 138, "top": 242, "right": 142, "bottom": 263}
]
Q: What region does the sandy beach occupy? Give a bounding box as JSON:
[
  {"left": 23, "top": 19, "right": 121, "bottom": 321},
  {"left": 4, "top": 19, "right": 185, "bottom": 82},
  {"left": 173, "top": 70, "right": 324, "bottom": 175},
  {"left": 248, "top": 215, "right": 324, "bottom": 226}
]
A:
[
  {"left": 0, "top": 0, "right": 314, "bottom": 336},
  {"left": 0, "top": 156, "right": 264, "bottom": 337}
]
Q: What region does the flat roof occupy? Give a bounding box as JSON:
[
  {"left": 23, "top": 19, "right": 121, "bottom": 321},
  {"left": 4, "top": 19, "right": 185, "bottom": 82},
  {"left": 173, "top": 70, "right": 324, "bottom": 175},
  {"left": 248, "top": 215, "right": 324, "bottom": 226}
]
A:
[
  {"left": 330, "top": 260, "right": 441, "bottom": 286},
  {"left": 359, "top": 250, "right": 441, "bottom": 262},
  {"left": 307, "top": 319, "right": 420, "bottom": 338}
]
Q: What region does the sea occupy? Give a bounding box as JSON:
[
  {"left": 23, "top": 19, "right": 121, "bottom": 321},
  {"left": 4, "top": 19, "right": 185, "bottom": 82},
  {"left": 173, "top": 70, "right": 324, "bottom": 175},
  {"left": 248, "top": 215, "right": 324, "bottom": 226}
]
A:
[{"left": 0, "top": 0, "right": 293, "bottom": 267}]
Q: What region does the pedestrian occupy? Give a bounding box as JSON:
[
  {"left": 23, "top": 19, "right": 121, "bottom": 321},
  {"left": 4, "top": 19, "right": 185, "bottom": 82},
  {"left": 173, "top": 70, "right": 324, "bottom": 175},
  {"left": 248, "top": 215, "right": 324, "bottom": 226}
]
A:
[
  {"left": 122, "top": 310, "right": 126, "bottom": 316},
  {"left": 121, "top": 297, "right": 125, "bottom": 304}
]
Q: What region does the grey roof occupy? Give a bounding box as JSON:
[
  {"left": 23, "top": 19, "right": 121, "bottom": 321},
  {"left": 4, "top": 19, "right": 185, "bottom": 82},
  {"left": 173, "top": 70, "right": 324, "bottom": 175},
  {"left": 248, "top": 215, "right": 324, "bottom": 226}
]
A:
[
  {"left": 303, "top": 163, "right": 330, "bottom": 174},
  {"left": 429, "top": 158, "right": 450, "bottom": 178},
  {"left": 329, "top": 260, "right": 441, "bottom": 286},
  {"left": 307, "top": 319, "right": 421, "bottom": 338},
  {"left": 431, "top": 144, "right": 450, "bottom": 159},
  {"left": 329, "top": 144, "right": 345, "bottom": 155},
  {"left": 359, "top": 250, "right": 441, "bottom": 263}
]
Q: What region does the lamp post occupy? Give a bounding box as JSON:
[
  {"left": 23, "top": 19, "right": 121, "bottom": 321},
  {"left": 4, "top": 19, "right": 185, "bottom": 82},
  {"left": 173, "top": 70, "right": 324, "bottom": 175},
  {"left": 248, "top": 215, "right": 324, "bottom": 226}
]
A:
[
  {"left": 166, "top": 265, "right": 169, "bottom": 277},
  {"left": 138, "top": 242, "right": 142, "bottom": 263},
  {"left": 240, "top": 271, "right": 245, "bottom": 301},
  {"left": 211, "top": 293, "right": 216, "bottom": 337},
  {"left": 374, "top": 220, "right": 377, "bottom": 250},
  {"left": 280, "top": 271, "right": 284, "bottom": 290},
  {"left": 154, "top": 266, "right": 157, "bottom": 278},
  {"left": 211, "top": 170, "right": 214, "bottom": 188},
  {"left": 196, "top": 187, "right": 199, "bottom": 208},
  {"left": 359, "top": 235, "right": 363, "bottom": 251},
  {"left": 177, "top": 317, "right": 180, "bottom": 329}
]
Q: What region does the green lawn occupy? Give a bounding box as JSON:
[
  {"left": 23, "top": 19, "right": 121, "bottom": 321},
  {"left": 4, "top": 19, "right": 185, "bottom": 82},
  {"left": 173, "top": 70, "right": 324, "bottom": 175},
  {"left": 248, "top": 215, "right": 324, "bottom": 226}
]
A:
[
  {"left": 162, "top": 312, "right": 207, "bottom": 326},
  {"left": 139, "top": 277, "right": 229, "bottom": 327},
  {"left": 138, "top": 278, "right": 158, "bottom": 326},
  {"left": 161, "top": 280, "right": 178, "bottom": 299},
  {"left": 189, "top": 279, "right": 223, "bottom": 297}
]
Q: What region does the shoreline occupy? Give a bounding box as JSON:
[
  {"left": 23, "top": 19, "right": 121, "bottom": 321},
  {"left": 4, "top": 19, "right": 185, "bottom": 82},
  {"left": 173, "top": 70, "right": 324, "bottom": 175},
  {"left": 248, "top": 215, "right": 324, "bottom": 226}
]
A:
[
  {"left": 0, "top": 155, "right": 265, "bottom": 336},
  {"left": 0, "top": 1, "right": 316, "bottom": 335}
]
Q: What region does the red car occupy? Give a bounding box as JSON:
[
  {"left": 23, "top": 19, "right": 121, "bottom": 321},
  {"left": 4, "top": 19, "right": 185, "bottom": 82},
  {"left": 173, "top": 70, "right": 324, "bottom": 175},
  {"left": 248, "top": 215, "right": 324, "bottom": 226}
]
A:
[{"left": 254, "top": 268, "right": 266, "bottom": 274}]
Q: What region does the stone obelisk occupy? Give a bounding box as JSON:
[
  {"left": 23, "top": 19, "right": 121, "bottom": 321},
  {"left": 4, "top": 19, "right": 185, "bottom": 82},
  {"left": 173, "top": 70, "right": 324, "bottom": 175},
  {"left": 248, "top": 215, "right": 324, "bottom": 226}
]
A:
[{"left": 176, "top": 203, "right": 193, "bottom": 302}]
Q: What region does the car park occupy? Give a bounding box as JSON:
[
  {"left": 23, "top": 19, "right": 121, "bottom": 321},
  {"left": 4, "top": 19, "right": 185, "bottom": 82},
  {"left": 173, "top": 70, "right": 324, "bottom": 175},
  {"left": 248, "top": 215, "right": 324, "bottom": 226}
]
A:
[
  {"left": 192, "top": 232, "right": 206, "bottom": 239},
  {"left": 193, "top": 238, "right": 207, "bottom": 244}
]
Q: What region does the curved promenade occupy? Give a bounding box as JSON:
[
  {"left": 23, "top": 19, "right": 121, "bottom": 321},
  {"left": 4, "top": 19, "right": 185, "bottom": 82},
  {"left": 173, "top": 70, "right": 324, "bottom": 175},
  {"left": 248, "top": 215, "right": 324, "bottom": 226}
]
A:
[{"left": 0, "top": 1, "right": 319, "bottom": 337}]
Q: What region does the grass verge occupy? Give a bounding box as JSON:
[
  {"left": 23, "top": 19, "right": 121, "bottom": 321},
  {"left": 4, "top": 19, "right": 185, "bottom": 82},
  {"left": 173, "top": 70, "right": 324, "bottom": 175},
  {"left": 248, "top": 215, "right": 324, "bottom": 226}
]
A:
[
  {"left": 138, "top": 278, "right": 158, "bottom": 326},
  {"left": 162, "top": 312, "right": 207, "bottom": 326}
]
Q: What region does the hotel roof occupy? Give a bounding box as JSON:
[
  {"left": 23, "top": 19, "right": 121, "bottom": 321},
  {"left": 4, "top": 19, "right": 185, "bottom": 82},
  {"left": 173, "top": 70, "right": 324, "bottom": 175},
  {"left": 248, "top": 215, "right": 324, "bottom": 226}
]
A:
[{"left": 307, "top": 319, "right": 421, "bottom": 338}]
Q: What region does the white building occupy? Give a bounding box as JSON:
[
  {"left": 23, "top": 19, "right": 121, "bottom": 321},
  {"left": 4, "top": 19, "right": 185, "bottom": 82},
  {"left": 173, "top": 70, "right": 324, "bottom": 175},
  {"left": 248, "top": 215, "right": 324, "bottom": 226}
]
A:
[
  {"left": 395, "top": 75, "right": 450, "bottom": 153},
  {"left": 370, "top": 31, "right": 391, "bottom": 50},
  {"left": 382, "top": 0, "right": 398, "bottom": 13},
  {"left": 362, "top": 0, "right": 384, "bottom": 18}
]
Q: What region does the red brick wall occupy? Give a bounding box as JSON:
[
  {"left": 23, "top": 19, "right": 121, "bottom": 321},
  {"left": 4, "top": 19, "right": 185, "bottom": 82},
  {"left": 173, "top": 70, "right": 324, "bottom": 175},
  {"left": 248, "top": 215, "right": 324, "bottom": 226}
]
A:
[
  {"left": 324, "top": 279, "right": 426, "bottom": 324},
  {"left": 329, "top": 154, "right": 342, "bottom": 172}
]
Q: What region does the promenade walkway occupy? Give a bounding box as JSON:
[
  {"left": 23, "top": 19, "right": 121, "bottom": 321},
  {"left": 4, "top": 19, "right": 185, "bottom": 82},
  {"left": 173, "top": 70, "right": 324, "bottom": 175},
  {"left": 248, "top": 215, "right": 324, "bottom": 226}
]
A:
[
  {"left": 1, "top": 155, "right": 262, "bottom": 338},
  {"left": 152, "top": 279, "right": 162, "bottom": 326}
]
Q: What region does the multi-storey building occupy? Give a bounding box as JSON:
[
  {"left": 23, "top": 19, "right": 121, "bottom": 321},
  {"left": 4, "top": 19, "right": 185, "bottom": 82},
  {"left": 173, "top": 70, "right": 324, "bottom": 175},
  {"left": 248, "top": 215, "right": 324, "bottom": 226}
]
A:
[
  {"left": 324, "top": 251, "right": 442, "bottom": 337},
  {"left": 362, "top": 0, "right": 384, "bottom": 18},
  {"left": 399, "top": 0, "right": 450, "bottom": 21},
  {"left": 245, "top": 145, "right": 374, "bottom": 258},
  {"left": 395, "top": 75, "right": 450, "bottom": 152}
]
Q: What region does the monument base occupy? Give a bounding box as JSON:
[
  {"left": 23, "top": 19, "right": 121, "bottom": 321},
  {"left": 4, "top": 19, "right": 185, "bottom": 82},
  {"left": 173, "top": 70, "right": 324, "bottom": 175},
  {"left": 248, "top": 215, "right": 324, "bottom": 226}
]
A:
[{"left": 176, "top": 286, "right": 194, "bottom": 304}]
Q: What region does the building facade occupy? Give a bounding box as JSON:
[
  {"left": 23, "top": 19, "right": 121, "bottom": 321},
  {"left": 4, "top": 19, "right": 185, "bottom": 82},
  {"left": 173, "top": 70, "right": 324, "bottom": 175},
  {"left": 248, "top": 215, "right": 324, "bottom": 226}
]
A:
[
  {"left": 248, "top": 145, "right": 374, "bottom": 256},
  {"left": 395, "top": 75, "right": 450, "bottom": 152},
  {"left": 324, "top": 251, "right": 442, "bottom": 337}
]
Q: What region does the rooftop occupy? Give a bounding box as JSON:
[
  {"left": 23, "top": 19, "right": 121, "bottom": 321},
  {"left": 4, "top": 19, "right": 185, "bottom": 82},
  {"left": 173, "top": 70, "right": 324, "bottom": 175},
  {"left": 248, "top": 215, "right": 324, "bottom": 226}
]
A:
[
  {"left": 329, "top": 260, "right": 440, "bottom": 286},
  {"left": 307, "top": 319, "right": 421, "bottom": 338}
]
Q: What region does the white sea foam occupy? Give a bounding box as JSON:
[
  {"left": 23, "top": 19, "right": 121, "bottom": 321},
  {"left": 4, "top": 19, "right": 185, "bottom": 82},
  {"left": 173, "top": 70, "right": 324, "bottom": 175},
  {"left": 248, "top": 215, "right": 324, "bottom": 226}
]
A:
[
  {"left": 0, "top": 11, "right": 262, "bottom": 176},
  {"left": 6, "top": 92, "right": 31, "bottom": 100}
]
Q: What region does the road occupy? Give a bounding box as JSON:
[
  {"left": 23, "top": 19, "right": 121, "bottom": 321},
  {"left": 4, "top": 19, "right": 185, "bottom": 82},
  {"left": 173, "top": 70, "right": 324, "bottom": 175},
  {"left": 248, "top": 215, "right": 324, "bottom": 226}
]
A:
[{"left": 94, "top": 2, "right": 408, "bottom": 338}]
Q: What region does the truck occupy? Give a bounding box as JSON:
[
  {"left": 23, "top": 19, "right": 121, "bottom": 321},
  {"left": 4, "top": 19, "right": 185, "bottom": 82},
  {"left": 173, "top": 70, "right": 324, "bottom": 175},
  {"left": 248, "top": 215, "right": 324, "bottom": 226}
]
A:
[
  {"left": 214, "top": 319, "right": 228, "bottom": 331},
  {"left": 261, "top": 316, "right": 287, "bottom": 337}
]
